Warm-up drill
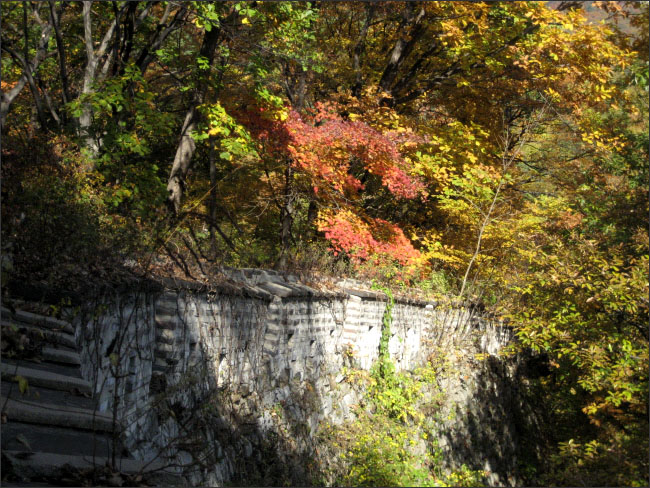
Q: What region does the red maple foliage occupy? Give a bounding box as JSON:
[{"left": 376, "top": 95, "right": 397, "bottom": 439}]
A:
[{"left": 236, "top": 101, "right": 425, "bottom": 272}]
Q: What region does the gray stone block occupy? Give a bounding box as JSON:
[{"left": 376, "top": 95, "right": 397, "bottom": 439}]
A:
[
  {"left": 1, "top": 396, "right": 114, "bottom": 432},
  {"left": 257, "top": 282, "right": 294, "bottom": 298},
  {"left": 2, "top": 450, "right": 185, "bottom": 485},
  {"left": 1, "top": 321, "right": 77, "bottom": 349},
  {"left": 1, "top": 363, "right": 91, "bottom": 395},
  {"left": 0, "top": 307, "right": 74, "bottom": 334},
  {"left": 156, "top": 328, "right": 175, "bottom": 344}
]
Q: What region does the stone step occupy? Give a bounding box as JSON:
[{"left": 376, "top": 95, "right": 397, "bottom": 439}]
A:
[
  {"left": 1, "top": 363, "right": 91, "bottom": 395},
  {"left": 1, "top": 451, "right": 186, "bottom": 486},
  {"left": 1, "top": 321, "right": 77, "bottom": 350},
  {"left": 1, "top": 482, "right": 54, "bottom": 487},
  {"left": 0, "top": 307, "right": 74, "bottom": 334},
  {"left": 2, "top": 357, "right": 81, "bottom": 379},
  {"left": 0, "top": 397, "right": 115, "bottom": 432},
  {"left": 1, "top": 382, "right": 95, "bottom": 410},
  {"left": 41, "top": 347, "right": 80, "bottom": 366},
  {"left": 2, "top": 421, "right": 115, "bottom": 458}
]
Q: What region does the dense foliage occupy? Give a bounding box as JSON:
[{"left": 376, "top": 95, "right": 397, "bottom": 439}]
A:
[{"left": 2, "top": 1, "right": 647, "bottom": 486}]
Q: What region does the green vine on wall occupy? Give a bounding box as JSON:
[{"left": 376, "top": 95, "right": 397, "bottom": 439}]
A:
[
  {"left": 314, "top": 283, "right": 488, "bottom": 486},
  {"left": 367, "top": 284, "right": 422, "bottom": 423},
  {"left": 376, "top": 284, "right": 395, "bottom": 381}
]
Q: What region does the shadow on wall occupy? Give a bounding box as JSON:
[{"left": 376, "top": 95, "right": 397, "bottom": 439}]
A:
[
  {"left": 73, "top": 278, "right": 353, "bottom": 486},
  {"left": 435, "top": 354, "right": 550, "bottom": 486},
  {"left": 22, "top": 273, "right": 538, "bottom": 487}
]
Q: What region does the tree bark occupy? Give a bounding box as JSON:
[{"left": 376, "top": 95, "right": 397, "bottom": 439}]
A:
[
  {"left": 351, "top": 3, "right": 375, "bottom": 98},
  {"left": 378, "top": 4, "right": 426, "bottom": 98},
  {"left": 307, "top": 200, "right": 318, "bottom": 229},
  {"left": 48, "top": 1, "right": 71, "bottom": 116},
  {"left": 1, "top": 44, "right": 47, "bottom": 130},
  {"left": 135, "top": 4, "right": 188, "bottom": 74},
  {"left": 208, "top": 136, "right": 218, "bottom": 258},
  {"left": 0, "top": 8, "right": 52, "bottom": 130},
  {"left": 166, "top": 24, "right": 222, "bottom": 214},
  {"left": 275, "top": 162, "right": 295, "bottom": 270},
  {"left": 38, "top": 75, "right": 61, "bottom": 128},
  {"left": 80, "top": 1, "right": 118, "bottom": 155},
  {"left": 1, "top": 76, "right": 28, "bottom": 130}
]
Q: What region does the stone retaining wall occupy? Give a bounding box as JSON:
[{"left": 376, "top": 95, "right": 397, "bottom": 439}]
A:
[{"left": 74, "top": 271, "right": 518, "bottom": 486}]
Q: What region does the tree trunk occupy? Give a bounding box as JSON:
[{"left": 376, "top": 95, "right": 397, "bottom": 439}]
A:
[
  {"left": 166, "top": 24, "right": 222, "bottom": 214},
  {"left": 0, "top": 8, "right": 53, "bottom": 131},
  {"left": 276, "top": 162, "right": 295, "bottom": 270},
  {"left": 48, "top": 1, "right": 71, "bottom": 112},
  {"left": 208, "top": 136, "right": 218, "bottom": 258},
  {"left": 22, "top": 59, "right": 48, "bottom": 130},
  {"left": 135, "top": 4, "right": 187, "bottom": 74},
  {"left": 458, "top": 105, "right": 548, "bottom": 298},
  {"left": 378, "top": 4, "right": 426, "bottom": 97},
  {"left": 307, "top": 200, "right": 318, "bottom": 229},
  {"left": 79, "top": 1, "right": 118, "bottom": 156},
  {"left": 0, "top": 76, "right": 28, "bottom": 131},
  {"left": 352, "top": 3, "right": 375, "bottom": 98},
  {"left": 166, "top": 107, "right": 198, "bottom": 214}
]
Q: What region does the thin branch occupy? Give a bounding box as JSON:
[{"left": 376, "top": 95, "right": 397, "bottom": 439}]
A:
[
  {"left": 37, "top": 75, "right": 61, "bottom": 127},
  {"left": 164, "top": 243, "right": 195, "bottom": 280},
  {"left": 184, "top": 211, "right": 238, "bottom": 254},
  {"left": 48, "top": 1, "right": 71, "bottom": 110},
  {"left": 136, "top": 3, "right": 188, "bottom": 74},
  {"left": 458, "top": 104, "right": 548, "bottom": 298}
]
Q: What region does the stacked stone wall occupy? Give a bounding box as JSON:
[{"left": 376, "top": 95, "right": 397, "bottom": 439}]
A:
[{"left": 74, "top": 272, "right": 517, "bottom": 486}]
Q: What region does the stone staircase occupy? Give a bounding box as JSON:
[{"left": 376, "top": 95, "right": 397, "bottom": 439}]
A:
[{"left": 1, "top": 305, "right": 184, "bottom": 486}]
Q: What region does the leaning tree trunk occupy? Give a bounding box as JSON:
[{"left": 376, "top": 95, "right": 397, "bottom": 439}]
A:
[
  {"left": 166, "top": 25, "right": 222, "bottom": 214},
  {"left": 378, "top": 3, "right": 426, "bottom": 98}
]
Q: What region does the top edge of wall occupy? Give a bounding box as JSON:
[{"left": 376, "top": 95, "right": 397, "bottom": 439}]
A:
[{"left": 153, "top": 273, "right": 442, "bottom": 308}]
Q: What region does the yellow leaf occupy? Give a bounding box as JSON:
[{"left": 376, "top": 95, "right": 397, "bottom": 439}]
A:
[
  {"left": 241, "top": 17, "right": 250, "bottom": 25},
  {"left": 15, "top": 375, "right": 28, "bottom": 394}
]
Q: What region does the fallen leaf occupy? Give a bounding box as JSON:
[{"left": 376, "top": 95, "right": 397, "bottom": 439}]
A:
[{"left": 15, "top": 375, "right": 29, "bottom": 394}]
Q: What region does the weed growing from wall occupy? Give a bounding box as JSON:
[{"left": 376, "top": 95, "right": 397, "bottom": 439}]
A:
[{"left": 316, "top": 286, "right": 486, "bottom": 487}]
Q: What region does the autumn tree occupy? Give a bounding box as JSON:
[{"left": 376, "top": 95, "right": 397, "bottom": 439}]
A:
[{"left": 1, "top": 3, "right": 647, "bottom": 484}]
